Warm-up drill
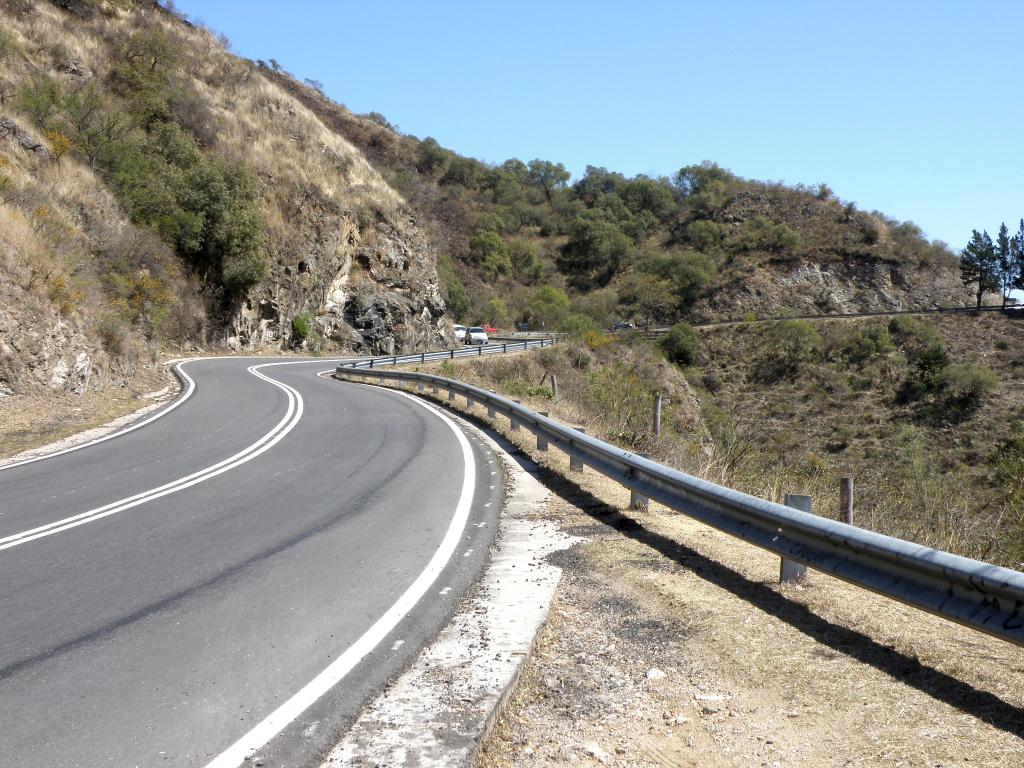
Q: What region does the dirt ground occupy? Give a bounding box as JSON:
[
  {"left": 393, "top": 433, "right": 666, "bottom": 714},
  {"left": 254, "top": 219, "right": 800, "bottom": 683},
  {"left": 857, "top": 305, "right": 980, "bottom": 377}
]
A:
[
  {"left": 388, "top": 388, "right": 1024, "bottom": 768},
  {"left": 0, "top": 362, "right": 177, "bottom": 460}
]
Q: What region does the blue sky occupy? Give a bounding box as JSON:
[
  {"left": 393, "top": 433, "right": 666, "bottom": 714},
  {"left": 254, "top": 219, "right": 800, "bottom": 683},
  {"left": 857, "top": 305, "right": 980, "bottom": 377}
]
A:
[{"left": 172, "top": 0, "right": 1023, "bottom": 250}]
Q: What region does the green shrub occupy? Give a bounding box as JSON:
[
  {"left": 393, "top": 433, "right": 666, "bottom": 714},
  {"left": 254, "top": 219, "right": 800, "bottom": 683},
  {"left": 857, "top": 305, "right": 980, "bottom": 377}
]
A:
[
  {"left": 660, "top": 322, "right": 698, "bottom": 366},
  {"left": 750, "top": 320, "right": 821, "bottom": 382},
  {"left": 436, "top": 254, "right": 469, "bottom": 320},
  {"left": 837, "top": 322, "right": 893, "bottom": 365},
  {"left": 556, "top": 312, "right": 600, "bottom": 337},
  {"left": 939, "top": 364, "right": 999, "bottom": 412},
  {"left": 686, "top": 219, "right": 725, "bottom": 251},
  {"left": 291, "top": 312, "right": 312, "bottom": 342},
  {"left": 469, "top": 230, "right": 512, "bottom": 277}
]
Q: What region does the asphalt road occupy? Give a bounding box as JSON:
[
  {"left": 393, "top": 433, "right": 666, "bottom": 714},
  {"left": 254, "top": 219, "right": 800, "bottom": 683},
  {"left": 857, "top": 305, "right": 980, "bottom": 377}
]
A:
[{"left": 0, "top": 357, "right": 502, "bottom": 767}]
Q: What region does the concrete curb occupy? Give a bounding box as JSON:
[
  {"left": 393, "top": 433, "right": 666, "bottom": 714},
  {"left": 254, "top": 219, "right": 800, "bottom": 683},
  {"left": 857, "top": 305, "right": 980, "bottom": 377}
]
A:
[{"left": 320, "top": 411, "right": 579, "bottom": 767}]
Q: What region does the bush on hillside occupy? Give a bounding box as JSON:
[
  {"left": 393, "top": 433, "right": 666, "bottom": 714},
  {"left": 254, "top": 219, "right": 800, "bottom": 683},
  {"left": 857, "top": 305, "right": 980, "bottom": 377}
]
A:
[
  {"left": 660, "top": 322, "right": 698, "bottom": 366},
  {"left": 939, "top": 363, "right": 999, "bottom": 413},
  {"left": 436, "top": 254, "right": 469, "bottom": 320},
  {"left": 750, "top": 320, "right": 821, "bottom": 383}
]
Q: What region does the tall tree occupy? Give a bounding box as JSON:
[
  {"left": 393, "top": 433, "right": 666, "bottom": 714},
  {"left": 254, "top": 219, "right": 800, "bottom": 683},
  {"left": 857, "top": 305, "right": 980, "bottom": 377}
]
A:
[
  {"left": 996, "top": 222, "right": 1013, "bottom": 307},
  {"left": 960, "top": 229, "right": 998, "bottom": 309},
  {"left": 526, "top": 159, "right": 570, "bottom": 201},
  {"left": 1013, "top": 219, "right": 1024, "bottom": 297}
]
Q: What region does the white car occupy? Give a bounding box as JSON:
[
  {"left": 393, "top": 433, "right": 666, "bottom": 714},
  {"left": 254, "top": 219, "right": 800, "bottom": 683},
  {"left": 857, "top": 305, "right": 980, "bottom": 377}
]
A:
[
  {"left": 464, "top": 327, "right": 488, "bottom": 345},
  {"left": 451, "top": 324, "right": 466, "bottom": 342}
]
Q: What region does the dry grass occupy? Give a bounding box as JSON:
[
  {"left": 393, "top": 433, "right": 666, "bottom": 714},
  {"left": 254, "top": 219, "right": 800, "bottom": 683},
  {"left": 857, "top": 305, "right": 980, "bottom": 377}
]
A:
[{"left": 355, "top": 376, "right": 1024, "bottom": 767}]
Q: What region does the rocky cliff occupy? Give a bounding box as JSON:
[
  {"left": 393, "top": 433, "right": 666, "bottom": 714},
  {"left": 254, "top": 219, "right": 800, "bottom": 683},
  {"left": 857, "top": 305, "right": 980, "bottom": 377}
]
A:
[{"left": 0, "top": 0, "right": 449, "bottom": 399}]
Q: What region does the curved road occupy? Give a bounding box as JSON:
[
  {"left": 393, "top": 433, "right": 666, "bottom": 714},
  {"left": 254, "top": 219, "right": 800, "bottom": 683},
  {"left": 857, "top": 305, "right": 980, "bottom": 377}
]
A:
[{"left": 0, "top": 357, "right": 502, "bottom": 767}]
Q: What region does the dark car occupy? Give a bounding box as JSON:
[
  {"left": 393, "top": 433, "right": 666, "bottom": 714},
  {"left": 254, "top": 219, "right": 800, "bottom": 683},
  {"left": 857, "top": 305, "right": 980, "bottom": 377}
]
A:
[
  {"left": 516, "top": 321, "right": 530, "bottom": 332},
  {"left": 611, "top": 320, "right": 634, "bottom": 331}
]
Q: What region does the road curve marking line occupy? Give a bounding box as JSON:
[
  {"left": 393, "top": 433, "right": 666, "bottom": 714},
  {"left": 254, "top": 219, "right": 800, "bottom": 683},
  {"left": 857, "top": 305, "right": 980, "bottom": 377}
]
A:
[
  {"left": 0, "top": 356, "right": 354, "bottom": 473},
  {"left": 202, "top": 386, "right": 477, "bottom": 768},
  {"left": 0, "top": 362, "right": 199, "bottom": 473},
  {"left": 0, "top": 360, "right": 319, "bottom": 551}
]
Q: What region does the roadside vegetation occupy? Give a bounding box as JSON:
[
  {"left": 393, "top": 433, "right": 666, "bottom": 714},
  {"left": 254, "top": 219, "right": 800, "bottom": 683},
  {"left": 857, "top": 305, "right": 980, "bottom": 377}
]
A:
[{"left": 432, "top": 311, "right": 1023, "bottom": 568}]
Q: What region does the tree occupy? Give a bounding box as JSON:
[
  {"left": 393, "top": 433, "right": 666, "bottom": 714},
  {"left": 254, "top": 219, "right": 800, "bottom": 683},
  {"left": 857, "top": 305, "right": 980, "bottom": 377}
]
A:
[
  {"left": 557, "top": 218, "right": 632, "bottom": 289},
  {"left": 415, "top": 137, "right": 448, "bottom": 176},
  {"left": 960, "top": 229, "right": 999, "bottom": 309},
  {"left": 527, "top": 285, "right": 570, "bottom": 329},
  {"left": 1012, "top": 219, "right": 1024, "bottom": 296},
  {"left": 996, "top": 222, "right": 1014, "bottom": 308},
  {"left": 485, "top": 297, "right": 511, "bottom": 327},
  {"left": 526, "top": 159, "right": 570, "bottom": 200},
  {"left": 469, "top": 230, "right": 511, "bottom": 277},
  {"left": 616, "top": 272, "right": 675, "bottom": 330},
  {"left": 660, "top": 322, "right": 698, "bottom": 366}
]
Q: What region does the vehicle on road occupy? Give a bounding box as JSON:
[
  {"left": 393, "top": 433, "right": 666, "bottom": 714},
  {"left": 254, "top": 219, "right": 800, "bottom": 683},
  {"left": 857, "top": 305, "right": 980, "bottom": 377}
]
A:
[
  {"left": 464, "top": 327, "right": 488, "bottom": 345},
  {"left": 516, "top": 321, "right": 529, "bottom": 332},
  {"left": 611, "top": 320, "right": 634, "bottom": 331},
  {"left": 452, "top": 324, "right": 467, "bottom": 341},
  {"left": 483, "top": 324, "right": 498, "bottom": 334}
]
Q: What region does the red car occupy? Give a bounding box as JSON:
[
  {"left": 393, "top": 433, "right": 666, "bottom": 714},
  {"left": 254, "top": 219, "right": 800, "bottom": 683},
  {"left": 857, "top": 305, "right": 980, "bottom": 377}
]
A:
[{"left": 483, "top": 324, "right": 498, "bottom": 334}]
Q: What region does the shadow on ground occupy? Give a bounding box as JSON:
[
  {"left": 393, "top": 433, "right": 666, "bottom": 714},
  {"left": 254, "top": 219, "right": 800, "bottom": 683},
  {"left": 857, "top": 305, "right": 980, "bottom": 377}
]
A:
[{"left": 432, "top": 397, "right": 1024, "bottom": 743}]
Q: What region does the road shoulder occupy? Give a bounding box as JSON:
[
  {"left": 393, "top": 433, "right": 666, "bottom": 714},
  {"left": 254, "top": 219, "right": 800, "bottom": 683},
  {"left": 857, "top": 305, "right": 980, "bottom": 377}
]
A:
[{"left": 321, "top": 410, "right": 578, "bottom": 767}]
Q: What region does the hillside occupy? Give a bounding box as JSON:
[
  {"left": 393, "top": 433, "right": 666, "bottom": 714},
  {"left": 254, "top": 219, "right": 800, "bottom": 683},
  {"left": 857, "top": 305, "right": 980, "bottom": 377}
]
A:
[
  {"left": 427, "top": 310, "right": 1024, "bottom": 568},
  {"left": 267, "top": 75, "right": 973, "bottom": 330},
  {"left": 0, "top": 1, "right": 981, "bottom": 411},
  {"left": 0, "top": 0, "right": 448, "bottom": 398}
]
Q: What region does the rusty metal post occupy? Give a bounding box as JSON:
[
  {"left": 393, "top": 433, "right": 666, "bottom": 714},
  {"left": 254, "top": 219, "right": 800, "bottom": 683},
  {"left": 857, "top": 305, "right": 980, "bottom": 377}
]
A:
[
  {"left": 551, "top": 374, "right": 558, "bottom": 399},
  {"left": 653, "top": 394, "right": 662, "bottom": 439},
  {"left": 780, "top": 494, "right": 811, "bottom": 583}
]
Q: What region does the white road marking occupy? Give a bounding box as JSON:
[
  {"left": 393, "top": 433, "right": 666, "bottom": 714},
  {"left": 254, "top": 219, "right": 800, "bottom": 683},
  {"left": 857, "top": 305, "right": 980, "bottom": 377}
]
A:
[
  {"left": 203, "top": 384, "right": 478, "bottom": 768},
  {"left": 0, "top": 362, "right": 199, "bottom": 473},
  {"left": 0, "top": 359, "right": 349, "bottom": 551}
]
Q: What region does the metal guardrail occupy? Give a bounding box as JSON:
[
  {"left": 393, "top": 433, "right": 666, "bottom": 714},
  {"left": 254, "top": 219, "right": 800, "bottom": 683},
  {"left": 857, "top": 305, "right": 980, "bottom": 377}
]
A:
[
  {"left": 334, "top": 360, "right": 1024, "bottom": 647},
  {"left": 339, "top": 338, "right": 556, "bottom": 370}
]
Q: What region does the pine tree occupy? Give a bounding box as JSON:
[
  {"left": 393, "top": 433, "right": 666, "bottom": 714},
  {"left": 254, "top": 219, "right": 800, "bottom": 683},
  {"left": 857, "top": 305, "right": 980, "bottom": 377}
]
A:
[
  {"left": 1013, "top": 219, "right": 1024, "bottom": 296},
  {"left": 960, "top": 229, "right": 998, "bottom": 309},
  {"left": 996, "top": 222, "right": 1013, "bottom": 307}
]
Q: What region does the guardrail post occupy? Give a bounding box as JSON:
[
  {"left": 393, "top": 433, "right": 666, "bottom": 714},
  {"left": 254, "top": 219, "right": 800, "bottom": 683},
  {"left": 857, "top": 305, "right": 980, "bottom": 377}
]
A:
[
  {"left": 630, "top": 453, "right": 651, "bottom": 510},
  {"left": 510, "top": 400, "right": 521, "bottom": 431},
  {"left": 432, "top": 383, "right": 439, "bottom": 395},
  {"left": 536, "top": 412, "right": 549, "bottom": 451},
  {"left": 780, "top": 494, "right": 811, "bottom": 583},
  {"left": 417, "top": 382, "right": 424, "bottom": 393},
  {"left": 487, "top": 392, "right": 496, "bottom": 418},
  {"left": 570, "top": 427, "right": 586, "bottom": 473},
  {"left": 502, "top": 343, "right": 507, "bottom": 353},
  {"left": 467, "top": 392, "right": 475, "bottom": 408},
  {"left": 450, "top": 349, "right": 455, "bottom": 359},
  {"left": 369, "top": 358, "right": 374, "bottom": 368},
  {"left": 421, "top": 352, "right": 425, "bottom": 363},
  {"left": 653, "top": 394, "right": 662, "bottom": 439},
  {"left": 378, "top": 375, "right": 384, "bottom": 385},
  {"left": 551, "top": 374, "right": 558, "bottom": 398},
  {"left": 522, "top": 341, "right": 528, "bottom": 350},
  {"left": 392, "top": 356, "right": 397, "bottom": 366},
  {"left": 448, "top": 387, "right": 456, "bottom": 401},
  {"left": 840, "top": 478, "right": 854, "bottom": 524}
]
